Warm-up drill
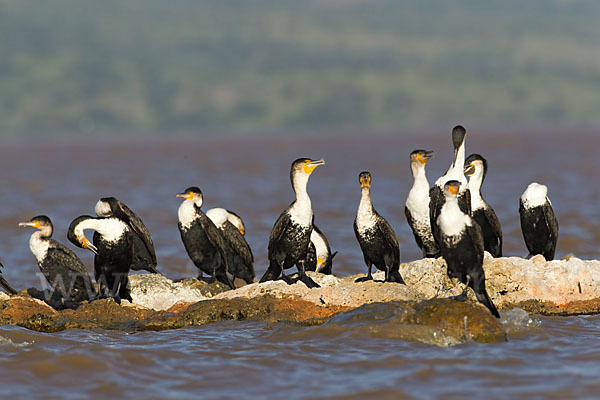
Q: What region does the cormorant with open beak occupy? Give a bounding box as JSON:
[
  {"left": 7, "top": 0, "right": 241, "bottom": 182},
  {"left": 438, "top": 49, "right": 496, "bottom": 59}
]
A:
[
  {"left": 430, "top": 125, "right": 471, "bottom": 245},
  {"left": 464, "top": 154, "right": 503, "bottom": 257},
  {"left": 177, "top": 187, "right": 234, "bottom": 289},
  {"left": 19, "top": 215, "right": 96, "bottom": 307},
  {"left": 95, "top": 197, "right": 159, "bottom": 273},
  {"left": 0, "top": 262, "right": 17, "bottom": 295},
  {"left": 305, "top": 224, "right": 337, "bottom": 275},
  {"left": 405, "top": 149, "right": 440, "bottom": 258},
  {"left": 354, "top": 171, "right": 405, "bottom": 283},
  {"left": 519, "top": 183, "right": 558, "bottom": 260},
  {"left": 68, "top": 215, "right": 133, "bottom": 303},
  {"left": 259, "top": 158, "right": 325, "bottom": 288},
  {"left": 436, "top": 180, "right": 499, "bottom": 318},
  {"left": 206, "top": 207, "right": 255, "bottom": 285}
]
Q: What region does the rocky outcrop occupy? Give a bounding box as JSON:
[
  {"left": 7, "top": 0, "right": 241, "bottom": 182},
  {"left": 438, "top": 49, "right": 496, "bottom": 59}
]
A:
[{"left": 1, "top": 255, "right": 599, "bottom": 346}]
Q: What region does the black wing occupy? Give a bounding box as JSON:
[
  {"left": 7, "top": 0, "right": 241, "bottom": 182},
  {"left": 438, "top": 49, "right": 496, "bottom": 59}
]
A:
[
  {"left": 429, "top": 186, "right": 443, "bottom": 244},
  {"left": 375, "top": 216, "right": 400, "bottom": 267},
  {"left": 483, "top": 204, "right": 503, "bottom": 256},
  {"left": 0, "top": 262, "right": 17, "bottom": 294},
  {"left": 458, "top": 188, "right": 472, "bottom": 216},
  {"left": 466, "top": 220, "right": 485, "bottom": 258},
  {"left": 405, "top": 206, "right": 426, "bottom": 251},
  {"left": 113, "top": 200, "right": 157, "bottom": 265},
  {"left": 50, "top": 240, "right": 89, "bottom": 275},
  {"left": 543, "top": 201, "right": 559, "bottom": 247},
  {"left": 268, "top": 208, "right": 292, "bottom": 254},
  {"left": 197, "top": 208, "right": 229, "bottom": 271},
  {"left": 221, "top": 221, "right": 254, "bottom": 266}
]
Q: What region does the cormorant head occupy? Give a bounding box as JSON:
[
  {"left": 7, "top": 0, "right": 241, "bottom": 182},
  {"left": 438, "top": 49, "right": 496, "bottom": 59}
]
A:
[
  {"left": 291, "top": 158, "right": 325, "bottom": 178},
  {"left": 95, "top": 197, "right": 118, "bottom": 217},
  {"left": 410, "top": 149, "right": 434, "bottom": 166},
  {"left": 451, "top": 125, "right": 466, "bottom": 150},
  {"left": 177, "top": 187, "right": 203, "bottom": 206},
  {"left": 19, "top": 215, "right": 54, "bottom": 238},
  {"left": 359, "top": 171, "right": 371, "bottom": 189},
  {"left": 225, "top": 209, "right": 246, "bottom": 235},
  {"left": 464, "top": 153, "right": 488, "bottom": 180},
  {"left": 443, "top": 180, "right": 461, "bottom": 198},
  {"left": 67, "top": 215, "right": 99, "bottom": 255}
]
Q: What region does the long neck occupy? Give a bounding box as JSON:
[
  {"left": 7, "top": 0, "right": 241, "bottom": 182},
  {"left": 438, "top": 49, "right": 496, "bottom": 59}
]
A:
[
  {"left": 452, "top": 140, "right": 465, "bottom": 171},
  {"left": 29, "top": 231, "right": 50, "bottom": 262},
  {"left": 410, "top": 162, "right": 429, "bottom": 190},
  {"left": 76, "top": 218, "right": 126, "bottom": 240},
  {"left": 292, "top": 172, "right": 311, "bottom": 206},
  {"left": 358, "top": 187, "right": 375, "bottom": 217}
]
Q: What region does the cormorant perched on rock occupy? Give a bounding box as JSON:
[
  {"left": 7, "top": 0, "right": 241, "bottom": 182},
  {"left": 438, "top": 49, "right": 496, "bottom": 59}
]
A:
[
  {"left": 95, "top": 197, "right": 159, "bottom": 274},
  {"left": 206, "top": 208, "right": 255, "bottom": 285},
  {"left": 305, "top": 224, "right": 337, "bottom": 275},
  {"left": 19, "top": 215, "right": 96, "bottom": 306},
  {"left": 464, "top": 154, "right": 503, "bottom": 257},
  {"left": 519, "top": 183, "right": 559, "bottom": 261},
  {"left": 259, "top": 158, "right": 325, "bottom": 288},
  {"left": 405, "top": 149, "right": 440, "bottom": 258},
  {"left": 68, "top": 215, "right": 133, "bottom": 303},
  {"left": 176, "top": 187, "right": 234, "bottom": 289},
  {"left": 436, "top": 180, "right": 499, "bottom": 318},
  {"left": 354, "top": 171, "right": 405, "bottom": 284},
  {"left": 430, "top": 125, "right": 471, "bottom": 244},
  {"left": 0, "top": 262, "right": 17, "bottom": 295}
]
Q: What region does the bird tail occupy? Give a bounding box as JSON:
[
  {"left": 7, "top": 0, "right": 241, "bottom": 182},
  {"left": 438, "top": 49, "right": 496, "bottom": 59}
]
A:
[
  {"left": 387, "top": 268, "right": 406, "bottom": 284},
  {"left": 474, "top": 290, "right": 500, "bottom": 318},
  {"left": 259, "top": 261, "right": 281, "bottom": 283},
  {"left": 317, "top": 251, "right": 337, "bottom": 275}
]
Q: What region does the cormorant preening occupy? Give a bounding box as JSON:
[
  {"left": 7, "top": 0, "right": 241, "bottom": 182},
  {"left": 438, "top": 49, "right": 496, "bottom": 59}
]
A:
[
  {"left": 206, "top": 207, "right": 255, "bottom": 285},
  {"left": 68, "top": 215, "right": 133, "bottom": 303},
  {"left": 464, "top": 154, "right": 503, "bottom": 257},
  {"left": 176, "top": 187, "right": 234, "bottom": 289},
  {"left": 0, "top": 262, "right": 17, "bottom": 295},
  {"left": 259, "top": 158, "right": 325, "bottom": 288},
  {"left": 436, "top": 180, "right": 499, "bottom": 318},
  {"left": 19, "top": 215, "right": 96, "bottom": 306},
  {"left": 519, "top": 183, "right": 559, "bottom": 261},
  {"left": 354, "top": 171, "right": 405, "bottom": 284},
  {"left": 305, "top": 225, "right": 337, "bottom": 275},
  {"left": 430, "top": 125, "right": 471, "bottom": 244},
  {"left": 95, "top": 197, "right": 159, "bottom": 274},
  {"left": 405, "top": 149, "right": 440, "bottom": 258}
]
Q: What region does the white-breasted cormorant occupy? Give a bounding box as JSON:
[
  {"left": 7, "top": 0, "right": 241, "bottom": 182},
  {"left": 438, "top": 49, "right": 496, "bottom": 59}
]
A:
[
  {"left": 95, "top": 197, "right": 159, "bottom": 274},
  {"left": 206, "top": 207, "right": 255, "bottom": 285},
  {"left": 259, "top": 158, "right": 325, "bottom": 288},
  {"left": 430, "top": 125, "right": 471, "bottom": 245},
  {"left": 19, "top": 215, "right": 96, "bottom": 306},
  {"left": 305, "top": 224, "right": 337, "bottom": 275},
  {"left": 176, "top": 187, "right": 234, "bottom": 289},
  {"left": 436, "top": 180, "right": 499, "bottom": 318},
  {"left": 405, "top": 149, "right": 440, "bottom": 258},
  {"left": 519, "top": 183, "right": 559, "bottom": 261},
  {"left": 354, "top": 171, "right": 405, "bottom": 284},
  {"left": 0, "top": 262, "right": 17, "bottom": 295},
  {"left": 464, "top": 154, "right": 503, "bottom": 257},
  {"left": 68, "top": 215, "right": 133, "bottom": 303}
]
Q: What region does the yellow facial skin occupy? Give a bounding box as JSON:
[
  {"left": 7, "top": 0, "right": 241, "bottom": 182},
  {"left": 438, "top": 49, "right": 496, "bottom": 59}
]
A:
[
  {"left": 176, "top": 192, "right": 194, "bottom": 200},
  {"left": 82, "top": 237, "right": 99, "bottom": 255},
  {"left": 447, "top": 183, "right": 460, "bottom": 195},
  {"left": 464, "top": 162, "right": 476, "bottom": 176},
  {"left": 416, "top": 153, "right": 432, "bottom": 165},
  {"left": 18, "top": 220, "right": 40, "bottom": 229},
  {"left": 316, "top": 257, "right": 324, "bottom": 269},
  {"left": 360, "top": 175, "right": 371, "bottom": 188},
  {"left": 302, "top": 159, "right": 325, "bottom": 174}
]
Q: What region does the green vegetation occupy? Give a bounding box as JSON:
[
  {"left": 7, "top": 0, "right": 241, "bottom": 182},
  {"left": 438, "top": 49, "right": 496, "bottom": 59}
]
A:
[{"left": 1, "top": 0, "right": 600, "bottom": 136}]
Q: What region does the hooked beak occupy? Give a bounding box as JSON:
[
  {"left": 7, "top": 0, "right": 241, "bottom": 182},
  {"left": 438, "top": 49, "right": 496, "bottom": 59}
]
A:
[
  {"left": 303, "top": 159, "right": 325, "bottom": 174},
  {"left": 176, "top": 192, "right": 193, "bottom": 200},
  {"left": 464, "top": 163, "right": 475, "bottom": 176},
  {"left": 82, "top": 237, "right": 99, "bottom": 255},
  {"left": 419, "top": 151, "right": 433, "bottom": 165},
  {"left": 18, "top": 221, "right": 40, "bottom": 229},
  {"left": 360, "top": 176, "right": 371, "bottom": 188}
]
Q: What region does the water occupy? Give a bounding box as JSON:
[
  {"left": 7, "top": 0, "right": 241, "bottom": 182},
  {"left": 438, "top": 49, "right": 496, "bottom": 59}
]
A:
[{"left": 1, "top": 132, "right": 599, "bottom": 398}]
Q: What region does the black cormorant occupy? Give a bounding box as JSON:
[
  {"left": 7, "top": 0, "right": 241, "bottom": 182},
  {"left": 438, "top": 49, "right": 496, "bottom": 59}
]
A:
[
  {"left": 430, "top": 125, "right": 471, "bottom": 244},
  {"left": 176, "top": 187, "right": 234, "bottom": 289},
  {"left": 436, "top": 180, "right": 499, "bottom": 318},
  {"left": 405, "top": 149, "right": 440, "bottom": 258},
  {"left": 464, "top": 154, "right": 503, "bottom": 257},
  {"left": 519, "top": 182, "right": 559, "bottom": 261},
  {"left": 0, "top": 262, "right": 17, "bottom": 295},
  {"left": 259, "top": 158, "right": 325, "bottom": 288},
  {"left": 305, "top": 225, "right": 337, "bottom": 275},
  {"left": 19, "top": 215, "right": 96, "bottom": 306},
  {"left": 206, "top": 207, "right": 255, "bottom": 285},
  {"left": 68, "top": 215, "right": 133, "bottom": 303},
  {"left": 95, "top": 197, "right": 159, "bottom": 273},
  {"left": 354, "top": 171, "right": 405, "bottom": 284}
]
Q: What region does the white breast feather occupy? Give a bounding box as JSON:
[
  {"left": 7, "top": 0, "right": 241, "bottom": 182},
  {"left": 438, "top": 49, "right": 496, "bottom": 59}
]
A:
[
  {"left": 406, "top": 182, "right": 430, "bottom": 220},
  {"left": 178, "top": 200, "right": 198, "bottom": 230},
  {"left": 29, "top": 232, "right": 50, "bottom": 262},
  {"left": 289, "top": 197, "right": 312, "bottom": 227},
  {"left": 521, "top": 183, "right": 549, "bottom": 209},
  {"left": 356, "top": 193, "right": 377, "bottom": 234},
  {"left": 310, "top": 230, "right": 328, "bottom": 261},
  {"left": 438, "top": 201, "right": 470, "bottom": 238},
  {"left": 96, "top": 219, "right": 128, "bottom": 243}
]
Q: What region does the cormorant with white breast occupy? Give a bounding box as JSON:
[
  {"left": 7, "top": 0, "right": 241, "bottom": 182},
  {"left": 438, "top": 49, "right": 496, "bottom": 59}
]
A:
[
  {"left": 354, "top": 171, "right": 405, "bottom": 283},
  {"left": 206, "top": 207, "right": 255, "bottom": 285},
  {"left": 68, "top": 215, "right": 133, "bottom": 303},
  {"left": 436, "top": 180, "right": 499, "bottom": 318},
  {"left": 305, "top": 224, "right": 337, "bottom": 275},
  {"left": 519, "top": 183, "right": 558, "bottom": 261},
  {"left": 176, "top": 187, "right": 234, "bottom": 289},
  {"left": 259, "top": 158, "right": 325, "bottom": 288},
  {"left": 0, "top": 262, "right": 17, "bottom": 295},
  {"left": 19, "top": 215, "right": 96, "bottom": 307},
  {"left": 405, "top": 149, "right": 440, "bottom": 258},
  {"left": 95, "top": 197, "right": 159, "bottom": 274},
  {"left": 464, "top": 154, "right": 503, "bottom": 257},
  {"left": 430, "top": 125, "right": 471, "bottom": 245}
]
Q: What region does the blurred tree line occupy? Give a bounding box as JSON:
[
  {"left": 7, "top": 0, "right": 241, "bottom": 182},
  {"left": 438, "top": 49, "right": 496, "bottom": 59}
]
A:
[{"left": 1, "top": 0, "right": 599, "bottom": 136}]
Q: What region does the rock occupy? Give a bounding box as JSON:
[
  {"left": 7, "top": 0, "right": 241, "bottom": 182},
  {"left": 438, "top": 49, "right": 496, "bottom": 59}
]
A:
[
  {"left": 0, "top": 291, "right": 9, "bottom": 301},
  {"left": 130, "top": 274, "right": 207, "bottom": 310}
]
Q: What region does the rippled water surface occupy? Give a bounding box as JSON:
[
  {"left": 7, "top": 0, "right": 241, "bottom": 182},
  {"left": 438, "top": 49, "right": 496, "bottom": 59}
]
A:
[{"left": 1, "top": 132, "right": 600, "bottom": 398}]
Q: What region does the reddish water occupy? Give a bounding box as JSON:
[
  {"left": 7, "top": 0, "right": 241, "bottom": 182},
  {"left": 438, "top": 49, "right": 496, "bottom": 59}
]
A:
[{"left": 1, "top": 132, "right": 599, "bottom": 398}]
